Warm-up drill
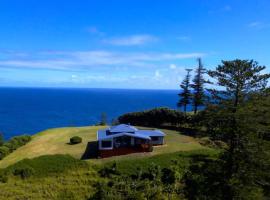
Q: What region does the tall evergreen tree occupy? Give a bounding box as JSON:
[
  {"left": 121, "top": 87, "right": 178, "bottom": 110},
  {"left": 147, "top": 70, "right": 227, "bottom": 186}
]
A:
[
  {"left": 178, "top": 69, "right": 192, "bottom": 114},
  {"left": 184, "top": 60, "right": 270, "bottom": 199},
  {"left": 206, "top": 59, "right": 270, "bottom": 198},
  {"left": 191, "top": 58, "right": 207, "bottom": 114},
  {"left": 208, "top": 59, "right": 270, "bottom": 109}
]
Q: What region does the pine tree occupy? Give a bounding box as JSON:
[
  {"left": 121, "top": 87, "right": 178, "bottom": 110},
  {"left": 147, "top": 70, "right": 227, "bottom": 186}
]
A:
[
  {"left": 191, "top": 58, "right": 207, "bottom": 114},
  {"left": 178, "top": 69, "right": 192, "bottom": 114},
  {"left": 207, "top": 59, "right": 270, "bottom": 198}
]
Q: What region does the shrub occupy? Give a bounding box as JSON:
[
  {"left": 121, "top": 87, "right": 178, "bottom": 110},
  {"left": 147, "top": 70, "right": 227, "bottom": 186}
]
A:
[
  {"left": 3, "top": 135, "right": 31, "bottom": 150},
  {"left": 70, "top": 136, "right": 82, "bottom": 144},
  {"left": 0, "top": 146, "right": 10, "bottom": 160},
  {"left": 13, "top": 165, "right": 35, "bottom": 179},
  {"left": 0, "top": 171, "right": 8, "bottom": 183},
  {"left": 118, "top": 107, "right": 185, "bottom": 127},
  {"left": 0, "top": 135, "right": 31, "bottom": 160}
]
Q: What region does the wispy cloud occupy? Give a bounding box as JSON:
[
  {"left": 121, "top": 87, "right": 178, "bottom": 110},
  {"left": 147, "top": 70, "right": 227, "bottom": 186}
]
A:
[
  {"left": 0, "top": 50, "right": 206, "bottom": 71},
  {"left": 248, "top": 21, "right": 270, "bottom": 29},
  {"left": 86, "top": 26, "right": 105, "bottom": 36},
  {"left": 103, "top": 34, "right": 158, "bottom": 46}
]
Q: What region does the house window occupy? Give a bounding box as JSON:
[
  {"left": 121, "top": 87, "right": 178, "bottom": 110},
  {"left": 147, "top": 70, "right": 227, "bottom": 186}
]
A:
[
  {"left": 101, "top": 140, "right": 112, "bottom": 148},
  {"left": 151, "top": 136, "right": 159, "bottom": 141}
]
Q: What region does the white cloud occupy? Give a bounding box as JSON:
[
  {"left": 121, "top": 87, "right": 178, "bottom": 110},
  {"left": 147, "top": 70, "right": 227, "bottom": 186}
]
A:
[
  {"left": 0, "top": 50, "right": 206, "bottom": 71},
  {"left": 103, "top": 34, "right": 158, "bottom": 46},
  {"left": 169, "top": 64, "right": 177, "bottom": 69}
]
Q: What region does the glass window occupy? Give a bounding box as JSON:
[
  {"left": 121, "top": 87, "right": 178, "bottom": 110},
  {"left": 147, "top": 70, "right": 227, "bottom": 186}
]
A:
[
  {"left": 101, "top": 140, "right": 112, "bottom": 148},
  {"left": 151, "top": 136, "right": 159, "bottom": 141}
]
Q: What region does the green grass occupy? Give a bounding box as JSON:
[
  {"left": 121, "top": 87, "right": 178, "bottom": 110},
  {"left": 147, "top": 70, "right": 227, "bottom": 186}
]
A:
[
  {"left": 0, "top": 150, "right": 219, "bottom": 200},
  {"left": 0, "top": 125, "right": 218, "bottom": 200},
  {"left": 0, "top": 126, "right": 208, "bottom": 168}
]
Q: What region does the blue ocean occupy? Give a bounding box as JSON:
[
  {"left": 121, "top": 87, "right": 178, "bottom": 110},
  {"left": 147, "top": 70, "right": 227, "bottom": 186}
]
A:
[{"left": 0, "top": 87, "right": 187, "bottom": 140}]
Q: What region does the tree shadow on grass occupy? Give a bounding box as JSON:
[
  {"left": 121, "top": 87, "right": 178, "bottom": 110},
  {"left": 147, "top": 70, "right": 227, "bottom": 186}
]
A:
[{"left": 81, "top": 141, "right": 98, "bottom": 160}]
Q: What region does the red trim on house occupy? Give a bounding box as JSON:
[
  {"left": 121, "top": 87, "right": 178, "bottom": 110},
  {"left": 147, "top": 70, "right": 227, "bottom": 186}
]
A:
[{"left": 99, "top": 145, "right": 152, "bottom": 158}]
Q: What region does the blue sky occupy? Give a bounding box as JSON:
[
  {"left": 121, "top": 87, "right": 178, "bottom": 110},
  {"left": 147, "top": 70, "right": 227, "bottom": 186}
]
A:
[{"left": 0, "top": 0, "right": 269, "bottom": 89}]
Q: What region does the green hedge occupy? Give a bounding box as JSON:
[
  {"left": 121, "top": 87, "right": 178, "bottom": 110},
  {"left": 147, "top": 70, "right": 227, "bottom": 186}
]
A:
[
  {"left": 0, "top": 135, "right": 31, "bottom": 160},
  {"left": 118, "top": 107, "right": 184, "bottom": 127}
]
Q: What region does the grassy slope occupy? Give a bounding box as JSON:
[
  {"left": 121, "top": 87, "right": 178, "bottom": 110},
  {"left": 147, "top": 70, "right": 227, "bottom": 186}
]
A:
[
  {"left": 0, "top": 126, "right": 217, "bottom": 200},
  {"left": 0, "top": 125, "right": 206, "bottom": 168}
]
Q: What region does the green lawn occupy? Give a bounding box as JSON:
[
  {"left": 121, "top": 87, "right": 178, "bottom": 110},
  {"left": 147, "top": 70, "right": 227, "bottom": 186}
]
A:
[
  {"left": 0, "top": 125, "right": 207, "bottom": 168},
  {"left": 0, "top": 126, "right": 217, "bottom": 200}
]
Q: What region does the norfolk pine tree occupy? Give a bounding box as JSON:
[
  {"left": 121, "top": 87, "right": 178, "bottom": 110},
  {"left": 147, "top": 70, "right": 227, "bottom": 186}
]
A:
[
  {"left": 191, "top": 58, "right": 207, "bottom": 114},
  {"left": 178, "top": 69, "right": 192, "bottom": 115}
]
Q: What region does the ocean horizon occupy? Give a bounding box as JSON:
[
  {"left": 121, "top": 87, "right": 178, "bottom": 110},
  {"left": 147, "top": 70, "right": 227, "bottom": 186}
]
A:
[{"left": 0, "top": 87, "right": 188, "bottom": 140}]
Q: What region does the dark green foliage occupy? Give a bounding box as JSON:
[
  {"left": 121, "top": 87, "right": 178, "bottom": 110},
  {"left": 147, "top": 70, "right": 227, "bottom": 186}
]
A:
[
  {"left": 5, "top": 154, "right": 87, "bottom": 177},
  {"left": 0, "top": 135, "right": 31, "bottom": 160},
  {"left": 184, "top": 59, "right": 270, "bottom": 199},
  {"left": 207, "top": 59, "right": 270, "bottom": 107},
  {"left": 118, "top": 107, "right": 184, "bottom": 127},
  {"left": 0, "top": 132, "right": 4, "bottom": 146},
  {"left": 0, "top": 146, "right": 10, "bottom": 160},
  {"left": 13, "top": 165, "right": 35, "bottom": 179},
  {"left": 99, "top": 162, "right": 119, "bottom": 178},
  {"left": 183, "top": 156, "right": 227, "bottom": 199},
  {"left": 161, "top": 168, "right": 176, "bottom": 185},
  {"left": 3, "top": 135, "right": 31, "bottom": 151},
  {"left": 91, "top": 161, "right": 184, "bottom": 200},
  {"left": 191, "top": 58, "right": 207, "bottom": 114},
  {"left": 0, "top": 170, "right": 8, "bottom": 183},
  {"left": 70, "top": 136, "right": 82, "bottom": 144},
  {"left": 178, "top": 69, "right": 192, "bottom": 114}
]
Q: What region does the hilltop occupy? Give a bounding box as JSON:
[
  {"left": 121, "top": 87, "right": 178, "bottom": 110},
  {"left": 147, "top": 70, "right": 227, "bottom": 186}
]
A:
[{"left": 0, "top": 125, "right": 206, "bottom": 168}]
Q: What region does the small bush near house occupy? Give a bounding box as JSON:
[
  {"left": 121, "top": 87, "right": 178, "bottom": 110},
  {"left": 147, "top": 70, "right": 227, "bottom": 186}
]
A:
[{"left": 70, "top": 136, "right": 82, "bottom": 144}]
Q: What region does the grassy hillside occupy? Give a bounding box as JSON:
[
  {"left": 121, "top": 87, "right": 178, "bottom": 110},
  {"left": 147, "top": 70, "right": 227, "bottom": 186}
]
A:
[
  {"left": 0, "top": 150, "right": 218, "bottom": 200},
  {"left": 0, "top": 126, "right": 206, "bottom": 168},
  {"left": 0, "top": 126, "right": 218, "bottom": 199}
]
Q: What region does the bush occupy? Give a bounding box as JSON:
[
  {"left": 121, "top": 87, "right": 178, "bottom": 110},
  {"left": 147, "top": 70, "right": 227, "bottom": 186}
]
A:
[
  {"left": 118, "top": 107, "right": 185, "bottom": 127},
  {"left": 13, "top": 165, "right": 35, "bottom": 179},
  {"left": 0, "top": 135, "right": 31, "bottom": 160},
  {"left": 70, "top": 136, "right": 82, "bottom": 144},
  {"left": 0, "top": 146, "right": 10, "bottom": 160},
  {"left": 0, "top": 171, "right": 8, "bottom": 183}
]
